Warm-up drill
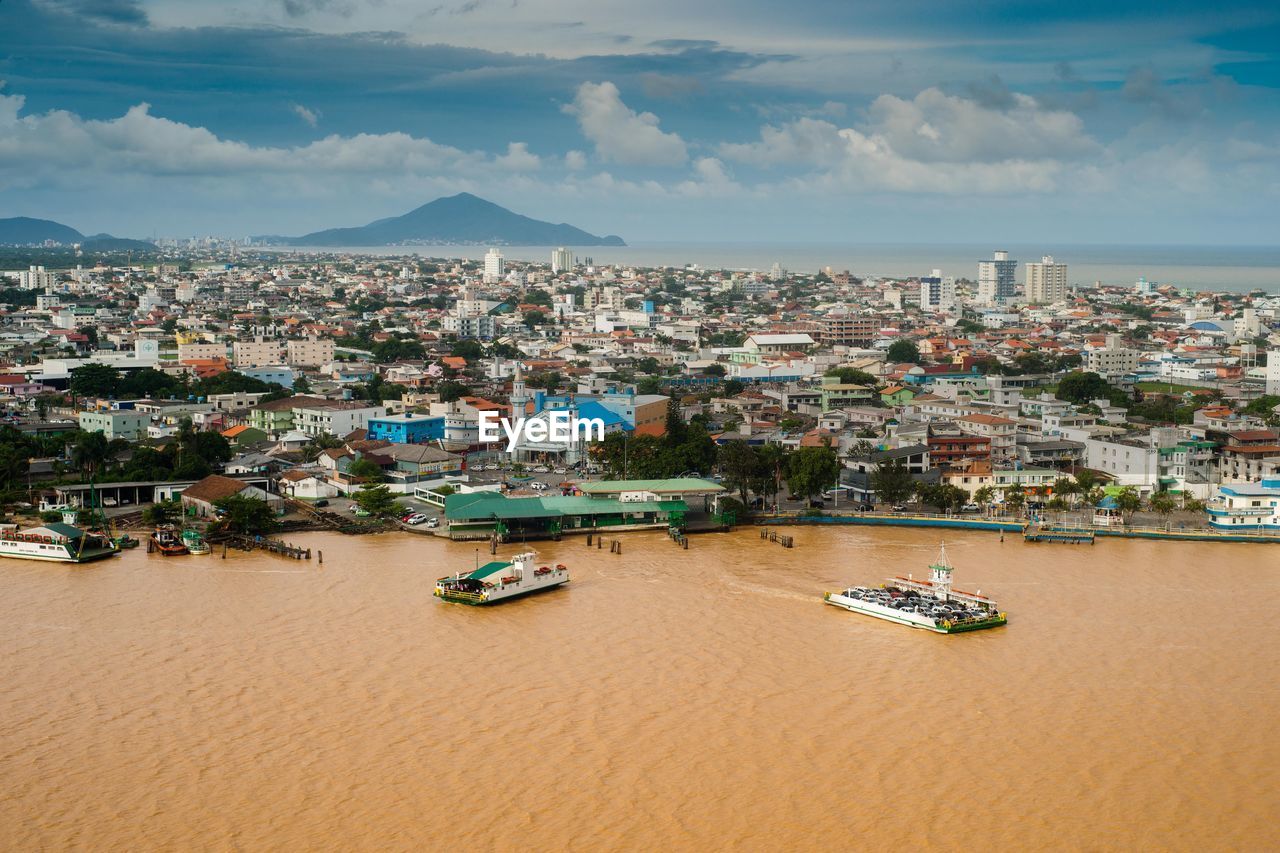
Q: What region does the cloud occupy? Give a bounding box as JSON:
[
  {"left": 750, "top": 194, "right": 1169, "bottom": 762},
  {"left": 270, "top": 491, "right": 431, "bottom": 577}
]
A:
[
  {"left": 640, "top": 73, "right": 705, "bottom": 100},
  {"left": 719, "top": 87, "right": 1099, "bottom": 194},
  {"left": 38, "top": 0, "right": 148, "bottom": 26},
  {"left": 563, "top": 81, "right": 688, "bottom": 167},
  {"left": 292, "top": 104, "right": 320, "bottom": 128},
  {"left": 280, "top": 0, "right": 357, "bottom": 18},
  {"left": 564, "top": 150, "right": 587, "bottom": 170},
  {"left": 0, "top": 93, "right": 523, "bottom": 188},
  {"left": 494, "top": 141, "right": 541, "bottom": 171}
]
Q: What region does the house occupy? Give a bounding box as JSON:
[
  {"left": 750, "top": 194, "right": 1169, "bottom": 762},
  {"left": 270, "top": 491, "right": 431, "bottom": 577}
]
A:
[
  {"left": 278, "top": 469, "right": 340, "bottom": 500},
  {"left": 221, "top": 424, "right": 268, "bottom": 448},
  {"left": 366, "top": 413, "right": 446, "bottom": 444},
  {"left": 879, "top": 385, "right": 916, "bottom": 407},
  {"left": 180, "top": 474, "right": 283, "bottom": 519}
]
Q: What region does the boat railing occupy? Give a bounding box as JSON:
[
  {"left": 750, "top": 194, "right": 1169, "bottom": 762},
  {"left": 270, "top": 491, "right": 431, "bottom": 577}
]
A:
[{"left": 437, "top": 587, "right": 485, "bottom": 603}]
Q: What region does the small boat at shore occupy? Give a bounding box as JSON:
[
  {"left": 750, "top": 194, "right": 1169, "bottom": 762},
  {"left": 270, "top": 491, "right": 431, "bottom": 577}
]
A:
[
  {"left": 435, "top": 552, "right": 569, "bottom": 605},
  {"left": 150, "top": 526, "right": 189, "bottom": 556},
  {"left": 824, "top": 543, "right": 1007, "bottom": 634},
  {"left": 182, "top": 529, "right": 211, "bottom": 555}
]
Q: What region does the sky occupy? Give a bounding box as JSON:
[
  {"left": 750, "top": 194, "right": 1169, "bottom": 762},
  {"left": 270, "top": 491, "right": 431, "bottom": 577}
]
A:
[{"left": 2, "top": 0, "right": 1280, "bottom": 244}]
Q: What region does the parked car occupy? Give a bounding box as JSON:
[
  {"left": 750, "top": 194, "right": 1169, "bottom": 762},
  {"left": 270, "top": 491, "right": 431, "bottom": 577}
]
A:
[
  {"left": 892, "top": 504, "right": 909, "bottom": 512},
  {"left": 315, "top": 499, "right": 329, "bottom": 508},
  {"left": 961, "top": 502, "right": 980, "bottom": 512},
  {"left": 425, "top": 517, "right": 439, "bottom": 529},
  {"left": 406, "top": 514, "right": 428, "bottom": 525},
  {"left": 808, "top": 499, "right": 825, "bottom": 509}
]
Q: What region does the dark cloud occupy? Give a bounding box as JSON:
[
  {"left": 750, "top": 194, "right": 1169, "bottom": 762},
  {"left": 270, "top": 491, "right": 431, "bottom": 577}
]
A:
[
  {"left": 281, "top": 0, "right": 357, "bottom": 18},
  {"left": 38, "top": 0, "right": 148, "bottom": 26},
  {"left": 965, "top": 74, "right": 1016, "bottom": 110},
  {"left": 1122, "top": 65, "right": 1198, "bottom": 118},
  {"left": 650, "top": 39, "right": 720, "bottom": 51},
  {"left": 640, "top": 72, "right": 704, "bottom": 100}
]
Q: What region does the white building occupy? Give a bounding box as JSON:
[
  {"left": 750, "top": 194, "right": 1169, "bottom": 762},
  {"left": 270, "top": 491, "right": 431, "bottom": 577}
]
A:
[
  {"left": 286, "top": 338, "right": 335, "bottom": 368},
  {"left": 233, "top": 337, "right": 285, "bottom": 369},
  {"left": 19, "top": 265, "right": 56, "bottom": 289},
  {"left": 1084, "top": 334, "right": 1140, "bottom": 380},
  {"left": 483, "top": 248, "right": 504, "bottom": 284},
  {"left": 1025, "top": 255, "right": 1069, "bottom": 304},
  {"left": 1266, "top": 349, "right": 1280, "bottom": 395},
  {"left": 977, "top": 250, "right": 1017, "bottom": 304},
  {"left": 1208, "top": 479, "right": 1280, "bottom": 531},
  {"left": 551, "top": 247, "right": 573, "bottom": 274},
  {"left": 919, "top": 270, "right": 956, "bottom": 313},
  {"left": 291, "top": 402, "right": 387, "bottom": 438}
]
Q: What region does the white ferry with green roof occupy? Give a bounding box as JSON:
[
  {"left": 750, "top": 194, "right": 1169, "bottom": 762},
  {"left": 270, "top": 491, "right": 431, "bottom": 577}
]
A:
[
  {"left": 824, "top": 544, "right": 1007, "bottom": 634},
  {"left": 434, "top": 552, "right": 569, "bottom": 605},
  {"left": 0, "top": 522, "right": 121, "bottom": 563}
]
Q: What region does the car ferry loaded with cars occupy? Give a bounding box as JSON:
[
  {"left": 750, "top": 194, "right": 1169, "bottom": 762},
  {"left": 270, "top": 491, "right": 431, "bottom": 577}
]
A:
[
  {"left": 824, "top": 543, "right": 1007, "bottom": 634},
  {"left": 435, "top": 551, "right": 569, "bottom": 605}
]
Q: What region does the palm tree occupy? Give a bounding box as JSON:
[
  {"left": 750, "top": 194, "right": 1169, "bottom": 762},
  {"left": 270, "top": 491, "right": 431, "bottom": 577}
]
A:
[
  {"left": 1115, "top": 486, "right": 1143, "bottom": 524},
  {"left": 1052, "top": 477, "right": 1080, "bottom": 508}
]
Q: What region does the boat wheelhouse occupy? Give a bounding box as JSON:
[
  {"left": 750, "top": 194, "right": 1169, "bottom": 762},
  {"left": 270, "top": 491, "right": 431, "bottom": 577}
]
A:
[
  {"left": 150, "top": 526, "right": 189, "bottom": 556},
  {"left": 435, "top": 552, "right": 569, "bottom": 605}
]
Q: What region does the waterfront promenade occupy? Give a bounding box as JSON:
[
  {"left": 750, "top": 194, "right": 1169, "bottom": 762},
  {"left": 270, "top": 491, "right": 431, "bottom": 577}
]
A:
[{"left": 752, "top": 510, "right": 1280, "bottom": 544}]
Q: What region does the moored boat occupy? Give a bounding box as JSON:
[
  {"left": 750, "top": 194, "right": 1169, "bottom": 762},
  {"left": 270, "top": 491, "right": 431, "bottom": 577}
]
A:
[
  {"left": 150, "top": 526, "right": 189, "bottom": 556},
  {"left": 435, "top": 552, "right": 569, "bottom": 605},
  {"left": 824, "top": 543, "right": 1007, "bottom": 634},
  {"left": 0, "top": 522, "right": 120, "bottom": 563},
  {"left": 182, "top": 529, "right": 211, "bottom": 555}
]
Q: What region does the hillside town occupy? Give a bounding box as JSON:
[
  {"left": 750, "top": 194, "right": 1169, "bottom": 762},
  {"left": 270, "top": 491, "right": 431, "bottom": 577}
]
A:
[{"left": 1, "top": 246, "right": 1279, "bottom": 538}]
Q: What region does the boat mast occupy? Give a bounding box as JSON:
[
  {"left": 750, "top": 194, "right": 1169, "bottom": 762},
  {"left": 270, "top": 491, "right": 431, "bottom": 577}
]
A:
[{"left": 929, "top": 541, "right": 953, "bottom": 601}]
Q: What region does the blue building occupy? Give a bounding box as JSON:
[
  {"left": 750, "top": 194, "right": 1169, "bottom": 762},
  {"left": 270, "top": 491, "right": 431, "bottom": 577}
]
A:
[{"left": 367, "top": 413, "right": 445, "bottom": 444}]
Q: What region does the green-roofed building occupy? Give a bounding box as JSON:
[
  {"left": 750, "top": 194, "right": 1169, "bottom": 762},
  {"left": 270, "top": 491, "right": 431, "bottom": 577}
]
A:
[{"left": 444, "top": 488, "right": 693, "bottom": 540}]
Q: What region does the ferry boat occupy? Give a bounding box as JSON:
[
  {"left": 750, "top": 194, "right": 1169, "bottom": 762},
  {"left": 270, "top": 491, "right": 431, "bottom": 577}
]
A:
[
  {"left": 182, "top": 529, "right": 211, "bottom": 555},
  {"left": 0, "top": 522, "right": 121, "bottom": 563},
  {"left": 150, "top": 526, "right": 189, "bottom": 556},
  {"left": 435, "top": 552, "right": 568, "bottom": 605},
  {"left": 824, "top": 544, "right": 1007, "bottom": 634}
]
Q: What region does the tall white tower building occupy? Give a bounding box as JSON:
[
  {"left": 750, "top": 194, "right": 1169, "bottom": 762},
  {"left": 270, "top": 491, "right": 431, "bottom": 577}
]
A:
[
  {"left": 483, "top": 248, "right": 504, "bottom": 284},
  {"left": 918, "top": 269, "right": 956, "bottom": 313},
  {"left": 551, "top": 247, "right": 573, "bottom": 274},
  {"left": 976, "top": 250, "right": 1016, "bottom": 304},
  {"left": 18, "top": 265, "right": 56, "bottom": 290},
  {"left": 1025, "top": 255, "right": 1069, "bottom": 304}
]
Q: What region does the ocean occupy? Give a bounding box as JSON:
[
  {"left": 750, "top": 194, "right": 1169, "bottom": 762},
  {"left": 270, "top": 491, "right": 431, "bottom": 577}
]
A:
[{"left": 281, "top": 242, "right": 1280, "bottom": 293}]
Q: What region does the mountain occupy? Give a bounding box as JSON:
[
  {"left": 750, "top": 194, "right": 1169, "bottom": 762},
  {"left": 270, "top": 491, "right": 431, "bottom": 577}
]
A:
[
  {"left": 0, "top": 216, "right": 85, "bottom": 245},
  {"left": 0, "top": 217, "right": 156, "bottom": 250},
  {"left": 286, "top": 193, "right": 625, "bottom": 247}
]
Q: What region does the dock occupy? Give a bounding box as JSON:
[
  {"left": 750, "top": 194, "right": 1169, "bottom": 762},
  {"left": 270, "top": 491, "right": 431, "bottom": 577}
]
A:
[
  {"left": 1023, "top": 524, "right": 1095, "bottom": 544},
  {"left": 215, "top": 534, "right": 312, "bottom": 560}
]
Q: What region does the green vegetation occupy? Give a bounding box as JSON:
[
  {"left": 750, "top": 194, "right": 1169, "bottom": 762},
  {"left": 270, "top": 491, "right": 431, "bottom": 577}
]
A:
[
  {"left": 353, "top": 483, "right": 402, "bottom": 518},
  {"left": 785, "top": 445, "right": 840, "bottom": 501},
  {"left": 870, "top": 460, "right": 916, "bottom": 505},
  {"left": 213, "top": 494, "right": 278, "bottom": 535},
  {"left": 68, "top": 364, "right": 285, "bottom": 401},
  {"left": 886, "top": 340, "right": 920, "bottom": 364}
]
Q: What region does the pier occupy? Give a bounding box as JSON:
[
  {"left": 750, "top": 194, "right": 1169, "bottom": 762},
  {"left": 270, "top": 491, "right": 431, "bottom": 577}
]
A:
[
  {"left": 1023, "top": 524, "right": 1095, "bottom": 544},
  {"left": 213, "top": 534, "right": 312, "bottom": 560},
  {"left": 752, "top": 511, "right": 1280, "bottom": 544}
]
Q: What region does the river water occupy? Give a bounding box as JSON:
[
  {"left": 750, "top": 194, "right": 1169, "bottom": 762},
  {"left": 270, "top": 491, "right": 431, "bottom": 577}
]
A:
[{"left": 2, "top": 528, "right": 1277, "bottom": 850}]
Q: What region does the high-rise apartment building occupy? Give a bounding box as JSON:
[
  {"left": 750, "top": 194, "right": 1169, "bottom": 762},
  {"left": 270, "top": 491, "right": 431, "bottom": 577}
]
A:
[
  {"left": 551, "top": 247, "right": 573, "bottom": 274},
  {"left": 483, "top": 248, "right": 504, "bottom": 283},
  {"left": 918, "top": 269, "right": 957, "bottom": 313},
  {"left": 1025, "top": 255, "right": 1069, "bottom": 304},
  {"left": 18, "top": 265, "right": 56, "bottom": 289},
  {"left": 977, "top": 250, "right": 1017, "bottom": 304},
  {"left": 820, "top": 312, "right": 878, "bottom": 346}
]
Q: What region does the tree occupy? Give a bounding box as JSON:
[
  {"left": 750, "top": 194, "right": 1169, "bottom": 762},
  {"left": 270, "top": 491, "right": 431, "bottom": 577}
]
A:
[
  {"left": 0, "top": 443, "right": 29, "bottom": 494},
  {"left": 1055, "top": 371, "right": 1115, "bottom": 405},
  {"left": 1052, "top": 477, "right": 1079, "bottom": 508},
  {"left": 1002, "top": 486, "right": 1026, "bottom": 513},
  {"left": 437, "top": 381, "right": 471, "bottom": 403},
  {"left": 291, "top": 374, "right": 312, "bottom": 394},
  {"left": 69, "top": 363, "right": 121, "bottom": 398},
  {"left": 718, "top": 440, "right": 759, "bottom": 505},
  {"left": 703, "top": 363, "right": 726, "bottom": 377},
  {"left": 871, "top": 460, "right": 916, "bottom": 505},
  {"left": 142, "top": 499, "right": 182, "bottom": 526},
  {"left": 71, "top": 430, "right": 112, "bottom": 479},
  {"left": 1149, "top": 490, "right": 1178, "bottom": 518},
  {"left": 918, "top": 483, "right": 968, "bottom": 513},
  {"left": 529, "top": 371, "right": 562, "bottom": 394},
  {"left": 302, "top": 433, "right": 344, "bottom": 463},
  {"left": 354, "top": 483, "right": 401, "bottom": 518},
  {"left": 450, "top": 339, "right": 485, "bottom": 361},
  {"left": 523, "top": 310, "right": 547, "bottom": 329},
  {"left": 973, "top": 485, "right": 996, "bottom": 506},
  {"left": 1115, "top": 486, "right": 1143, "bottom": 523},
  {"left": 213, "top": 494, "right": 278, "bottom": 535},
  {"left": 825, "top": 367, "right": 877, "bottom": 386},
  {"left": 347, "top": 457, "right": 385, "bottom": 482},
  {"left": 786, "top": 446, "right": 840, "bottom": 501},
  {"left": 886, "top": 340, "right": 920, "bottom": 364},
  {"left": 723, "top": 379, "right": 745, "bottom": 397}
]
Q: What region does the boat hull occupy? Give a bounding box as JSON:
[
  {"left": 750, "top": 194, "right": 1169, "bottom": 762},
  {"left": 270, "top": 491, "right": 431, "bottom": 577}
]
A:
[
  {"left": 824, "top": 594, "right": 1006, "bottom": 634},
  {"left": 0, "top": 543, "right": 118, "bottom": 564}
]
